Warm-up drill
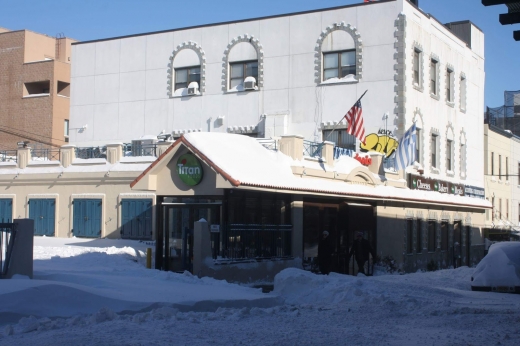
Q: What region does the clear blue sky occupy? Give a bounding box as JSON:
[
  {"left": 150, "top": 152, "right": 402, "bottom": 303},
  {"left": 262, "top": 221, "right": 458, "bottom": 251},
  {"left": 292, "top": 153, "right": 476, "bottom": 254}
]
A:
[{"left": 1, "top": 0, "right": 518, "bottom": 107}]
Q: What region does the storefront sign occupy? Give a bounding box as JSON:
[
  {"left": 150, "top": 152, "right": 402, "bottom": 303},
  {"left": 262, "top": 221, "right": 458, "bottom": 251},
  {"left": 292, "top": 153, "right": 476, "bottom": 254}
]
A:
[
  {"left": 408, "top": 174, "right": 465, "bottom": 196},
  {"left": 177, "top": 153, "right": 203, "bottom": 186},
  {"left": 464, "top": 185, "right": 485, "bottom": 199}
]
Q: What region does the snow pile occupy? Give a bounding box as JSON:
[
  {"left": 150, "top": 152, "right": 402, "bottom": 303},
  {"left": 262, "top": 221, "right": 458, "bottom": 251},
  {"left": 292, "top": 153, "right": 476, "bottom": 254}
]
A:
[
  {"left": 1, "top": 238, "right": 520, "bottom": 345},
  {"left": 471, "top": 241, "right": 520, "bottom": 287}
]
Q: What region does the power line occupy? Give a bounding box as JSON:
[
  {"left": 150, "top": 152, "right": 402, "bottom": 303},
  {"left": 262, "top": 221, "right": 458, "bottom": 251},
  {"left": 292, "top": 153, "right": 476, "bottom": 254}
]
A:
[
  {"left": 0, "top": 124, "right": 67, "bottom": 145},
  {"left": 0, "top": 127, "right": 61, "bottom": 148}
]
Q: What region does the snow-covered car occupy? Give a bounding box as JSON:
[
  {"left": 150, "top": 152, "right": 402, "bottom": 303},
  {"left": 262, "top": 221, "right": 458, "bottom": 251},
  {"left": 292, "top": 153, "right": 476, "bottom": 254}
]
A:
[{"left": 471, "top": 242, "right": 520, "bottom": 294}]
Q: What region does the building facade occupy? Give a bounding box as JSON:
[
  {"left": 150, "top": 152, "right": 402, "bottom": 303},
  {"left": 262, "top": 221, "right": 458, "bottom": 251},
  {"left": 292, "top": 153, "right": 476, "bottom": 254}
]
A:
[
  {"left": 69, "top": 0, "right": 485, "bottom": 189},
  {"left": 0, "top": 28, "right": 76, "bottom": 152}
]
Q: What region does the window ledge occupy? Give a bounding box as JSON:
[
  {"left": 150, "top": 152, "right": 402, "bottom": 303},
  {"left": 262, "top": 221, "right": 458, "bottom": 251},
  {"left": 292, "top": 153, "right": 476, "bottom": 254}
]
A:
[
  {"left": 57, "top": 94, "right": 70, "bottom": 98},
  {"left": 505, "top": 180, "right": 510, "bottom": 185},
  {"left": 498, "top": 179, "right": 503, "bottom": 184},
  {"left": 446, "top": 170, "right": 455, "bottom": 177},
  {"left": 430, "top": 93, "right": 440, "bottom": 101},
  {"left": 446, "top": 101, "right": 455, "bottom": 108},
  {"left": 23, "top": 93, "right": 50, "bottom": 98},
  {"left": 319, "top": 77, "right": 359, "bottom": 86},
  {"left": 171, "top": 93, "right": 202, "bottom": 99},
  {"left": 413, "top": 83, "right": 424, "bottom": 92},
  {"left": 226, "top": 88, "right": 258, "bottom": 94},
  {"left": 460, "top": 107, "right": 467, "bottom": 114},
  {"left": 171, "top": 88, "right": 202, "bottom": 98},
  {"left": 460, "top": 172, "right": 466, "bottom": 179},
  {"left": 430, "top": 167, "right": 440, "bottom": 175}
]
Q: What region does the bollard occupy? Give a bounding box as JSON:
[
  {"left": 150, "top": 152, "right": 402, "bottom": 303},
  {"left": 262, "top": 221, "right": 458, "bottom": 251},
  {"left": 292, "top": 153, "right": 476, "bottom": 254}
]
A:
[{"left": 146, "top": 248, "right": 152, "bottom": 269}]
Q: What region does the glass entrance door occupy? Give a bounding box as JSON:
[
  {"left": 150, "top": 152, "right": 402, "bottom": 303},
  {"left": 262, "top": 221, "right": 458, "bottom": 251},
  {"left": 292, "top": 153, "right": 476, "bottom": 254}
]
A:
[{"left": 163, "top": 204, "right": 220, "bottom": 273}]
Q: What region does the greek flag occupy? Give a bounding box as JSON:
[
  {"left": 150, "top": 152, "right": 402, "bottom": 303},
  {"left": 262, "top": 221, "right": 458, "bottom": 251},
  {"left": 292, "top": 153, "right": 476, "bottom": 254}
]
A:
[{"left": 395, "top": 123, "right": 417, "bottom": 171}]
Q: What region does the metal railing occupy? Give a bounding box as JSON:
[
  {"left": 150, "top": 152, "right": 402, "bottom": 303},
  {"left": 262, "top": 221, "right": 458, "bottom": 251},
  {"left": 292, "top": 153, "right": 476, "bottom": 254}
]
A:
[
  {"left": 219, "top": 224, "right": 292, "bottom": 261},
  {"left": 0, "top": 223, "right": 17, "bottom": 279},
  {"left": 31, "top": 149, "right": 60, "bottom": 162},
  {"left": 0, "top": 150, "right": 17, "bottom": 163},
  {"left": 130, "top": 143, "right": 157, "bottom": 157},
  {"left": 75, "top": 146, "right": 107, "bottom": 159},
  {"left": 256, "top": 138, "right": 277, "bottom": 151},
  {"left": 303, "top": 140, "right": 322, "bottom": 158}
]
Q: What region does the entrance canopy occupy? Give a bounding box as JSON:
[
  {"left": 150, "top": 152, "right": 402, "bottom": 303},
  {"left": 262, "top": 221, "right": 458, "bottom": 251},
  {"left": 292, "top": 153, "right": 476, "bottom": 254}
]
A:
[{"left": 131, "top": 132, "right": 490, "bottom": 210}]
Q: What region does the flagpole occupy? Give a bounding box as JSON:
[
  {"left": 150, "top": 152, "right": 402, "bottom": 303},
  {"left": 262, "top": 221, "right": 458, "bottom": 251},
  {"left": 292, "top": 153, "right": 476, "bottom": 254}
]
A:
[{"left": 323, "top": 89, "right": 368, "bottom": 143}]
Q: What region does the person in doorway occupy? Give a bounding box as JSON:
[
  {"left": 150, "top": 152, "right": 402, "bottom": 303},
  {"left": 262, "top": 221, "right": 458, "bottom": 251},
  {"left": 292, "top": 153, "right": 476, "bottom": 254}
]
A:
[
  {"left": 453, "top": 242, "right": 461, "bottom": 268},
  {"left": 318, "top": 230, "right": 333, "bottom": 275},
  {"left": 349, "top": 231, "right": 376, "bottom": 275}
]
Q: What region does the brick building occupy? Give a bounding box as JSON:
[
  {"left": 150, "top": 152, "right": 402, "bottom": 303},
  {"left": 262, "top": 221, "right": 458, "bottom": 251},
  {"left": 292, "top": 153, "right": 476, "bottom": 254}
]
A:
[{"left": 0, "top": 27, "right": 76, "bottom": 151}]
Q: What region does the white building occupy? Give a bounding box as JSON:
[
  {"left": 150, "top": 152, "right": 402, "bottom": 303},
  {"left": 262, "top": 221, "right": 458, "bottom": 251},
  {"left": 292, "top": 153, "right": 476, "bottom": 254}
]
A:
[{"left": 69, "top": 0, "right": 485, "bottom": 190}]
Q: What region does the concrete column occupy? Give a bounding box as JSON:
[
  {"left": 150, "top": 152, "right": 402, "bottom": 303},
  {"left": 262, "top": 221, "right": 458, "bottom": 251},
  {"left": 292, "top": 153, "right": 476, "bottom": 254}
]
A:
[
  {"left": 291, "top": 197, "right": 304, "bottom": 259},
  {"left": 16, "top": 148, "right": 31, "bottom": 169},
  {"left": 368, "top": 152, "right": 385, "bottom": 175},
  {"left": 157, "top": 141, "right": 174, "bottom": 157},
  {"left": 60, "top": 145, "right": 76, "bottom": 168},
  {"left": 106, "top": 143, "right": 123, "bottom": 164},
  {"left": 279, "top": 135, "right": 304, "bottom": 161},
  {"left": 193, "top": 218, "right": 211, "bottom": 277},
  {"left": 321, "top": 141, "right": 334, "bottom": 165}
]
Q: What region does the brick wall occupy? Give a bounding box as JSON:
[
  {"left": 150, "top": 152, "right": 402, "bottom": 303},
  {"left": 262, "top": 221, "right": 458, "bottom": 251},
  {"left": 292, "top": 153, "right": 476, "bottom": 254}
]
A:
[{"left": 0, "top": 30, "right": 71, "bottom": 151}]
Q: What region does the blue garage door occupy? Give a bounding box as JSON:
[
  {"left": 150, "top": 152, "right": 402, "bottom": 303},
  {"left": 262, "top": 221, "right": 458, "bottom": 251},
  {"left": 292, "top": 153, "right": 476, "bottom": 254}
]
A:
[
  {"left": 0, "top": 199, "right": 13, "bottom": 223},
  {"left": 73, "top": 199, "right": 102, "bottom": 238},
  {"left": 29, "top": 199, "right": 56, "bottom": 236},
  {"left": 121, "top": 199, "right": 153, "bottom": 240}
]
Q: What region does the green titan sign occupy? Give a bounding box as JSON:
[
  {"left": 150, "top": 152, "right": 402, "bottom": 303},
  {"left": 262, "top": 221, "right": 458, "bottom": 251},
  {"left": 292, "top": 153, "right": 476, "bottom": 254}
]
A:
[{"left": 177, "top": 153, "right": 203, "bottom": 186}]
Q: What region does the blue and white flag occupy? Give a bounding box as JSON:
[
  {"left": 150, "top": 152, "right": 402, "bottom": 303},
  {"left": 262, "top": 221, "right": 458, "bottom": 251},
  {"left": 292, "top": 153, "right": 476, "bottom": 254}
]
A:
[{"left": 395, "top": 123, "right": 417, "bottom": 171}]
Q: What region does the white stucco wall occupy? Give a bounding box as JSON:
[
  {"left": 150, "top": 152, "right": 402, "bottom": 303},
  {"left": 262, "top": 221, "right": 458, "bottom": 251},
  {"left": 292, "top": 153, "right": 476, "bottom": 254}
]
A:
[{"left": 402, "top": 1, "right": 485, "bottom": 188}]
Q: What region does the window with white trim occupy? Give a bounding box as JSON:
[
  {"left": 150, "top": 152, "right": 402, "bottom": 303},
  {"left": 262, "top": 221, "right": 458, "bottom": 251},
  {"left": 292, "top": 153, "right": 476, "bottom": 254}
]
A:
[
  {"left": 429, "top": 58, "right": 438, "bottom": 96},
  {"left": 460, "top": 143, "right": 466, "bottom": 177},
  {"left": 431, "top": 134, "right": 438, "bottom": 169},
  {"left": 506, "top": 157, "right": 509, "bottom": 181},
  {"left": 460, "top": 74, "right": 467, "bottom": 111},
  {"left": 416, "top": 128, "right": 421, "bottom": 164},
  {"left": 174, "top": 66, "right": 201, "bottom": 91},
  {"left": 322, "top": 130, "right": 356, "bottom": 150},
  {"left": 323, "top": 50, "right": 356, "bottom": 80},
  {"left": 446, "top": 139, "right": 453, "bottom": 171},
  {"left": 413, "top": 48, "right": 422, "bottom": 87},
  {"left": 446, "top": 67, "right": 454, "bottom": 104},
  {"left": 229, "top": 61, "right": 258, "bottom": 89}
]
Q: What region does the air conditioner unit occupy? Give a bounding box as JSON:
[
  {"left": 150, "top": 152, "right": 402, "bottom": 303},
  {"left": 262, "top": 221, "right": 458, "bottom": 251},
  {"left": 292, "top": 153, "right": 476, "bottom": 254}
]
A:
[
  {"left": 243, "top": 76, "right": 256, "bottom": 90},
  {"left": 187, "top": 81, "right": 199, "bottom": 95}
]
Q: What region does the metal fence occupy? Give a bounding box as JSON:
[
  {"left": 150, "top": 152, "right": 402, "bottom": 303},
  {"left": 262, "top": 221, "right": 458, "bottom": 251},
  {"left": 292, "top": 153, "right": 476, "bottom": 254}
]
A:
[
  {"left": 0, "top": 150, "right": 17, "bottom": 163},
  {"left": 0, "top": 223, "right": 17, "bottom": 279},
  {"left": 75, "top": 147, "right": 107, "bottom": 159},
  {"left": 31, "top": 149, "right": 60, "bottom": 161},
  {"left": 219, "top": 224, "right": 292, "bottom": 261},
  {"left": 303, "top": 140, "right": 322, "bottom": 158}
]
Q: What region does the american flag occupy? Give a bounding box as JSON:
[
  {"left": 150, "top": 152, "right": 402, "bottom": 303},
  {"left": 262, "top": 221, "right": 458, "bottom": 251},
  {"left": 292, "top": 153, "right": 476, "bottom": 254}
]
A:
[{"left": 345, "top": 100, "right": 366, "bottom": 145}]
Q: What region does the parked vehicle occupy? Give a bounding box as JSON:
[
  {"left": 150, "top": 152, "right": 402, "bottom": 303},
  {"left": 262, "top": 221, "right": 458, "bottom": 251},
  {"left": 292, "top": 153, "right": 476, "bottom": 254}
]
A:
[{"left": 471, "top": 242, "right": 520, "bottom": 294}]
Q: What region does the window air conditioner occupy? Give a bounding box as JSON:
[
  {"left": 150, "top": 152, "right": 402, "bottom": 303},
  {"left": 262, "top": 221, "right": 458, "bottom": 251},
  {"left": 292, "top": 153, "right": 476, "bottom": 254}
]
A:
[
  {"left": 243, "top": 76, "right": 256, "bottom": 90},
  {"left": 187, "top": 81, "right": 199, "bottom": 95}
]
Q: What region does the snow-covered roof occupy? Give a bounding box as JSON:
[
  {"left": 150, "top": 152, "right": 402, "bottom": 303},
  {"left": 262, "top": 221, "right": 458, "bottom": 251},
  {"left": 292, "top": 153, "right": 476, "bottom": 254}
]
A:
[{"left": 134, "top": 132, "right": 490, "bottom": 209}]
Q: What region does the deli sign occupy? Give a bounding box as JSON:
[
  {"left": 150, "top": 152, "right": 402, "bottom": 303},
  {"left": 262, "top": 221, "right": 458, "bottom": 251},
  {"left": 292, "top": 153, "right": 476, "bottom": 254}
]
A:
[{"left": 409, "top": 174, "right": 465, "bottom": 196}]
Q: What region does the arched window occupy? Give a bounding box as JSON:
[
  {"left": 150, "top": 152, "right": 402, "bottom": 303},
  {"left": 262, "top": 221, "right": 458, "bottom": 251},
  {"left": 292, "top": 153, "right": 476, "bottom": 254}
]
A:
[
  {"left": 222, "top": 34, "right": 264, "bottom": 92},
  {"left": 169, "top": 41, "right": 206, "bottom": 97},
  {"left": 314, "top": 23, "right": 362, "bottom": 84}
]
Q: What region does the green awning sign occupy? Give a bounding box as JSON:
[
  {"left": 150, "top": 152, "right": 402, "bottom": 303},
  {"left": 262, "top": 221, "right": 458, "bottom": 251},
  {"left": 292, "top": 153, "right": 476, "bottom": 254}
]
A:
[{"left": 177, "top": 153, "right": 203, "bottom": 186}]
